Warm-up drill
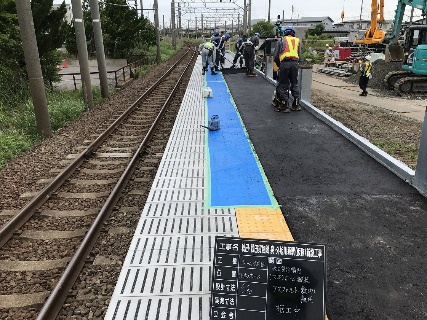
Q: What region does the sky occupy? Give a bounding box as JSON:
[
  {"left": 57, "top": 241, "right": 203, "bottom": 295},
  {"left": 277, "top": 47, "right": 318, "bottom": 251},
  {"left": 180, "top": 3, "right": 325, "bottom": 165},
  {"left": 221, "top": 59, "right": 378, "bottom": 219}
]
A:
[
  {"left": 151, "top": 0, "right": 410, "bottom": 25},
  {"left": 58, "top": 0, "right": 422, "bottom": 27}
]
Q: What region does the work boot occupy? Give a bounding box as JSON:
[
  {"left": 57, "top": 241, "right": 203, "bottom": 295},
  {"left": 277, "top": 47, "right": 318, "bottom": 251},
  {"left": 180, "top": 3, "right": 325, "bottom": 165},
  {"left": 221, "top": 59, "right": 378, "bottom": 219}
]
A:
[
  {"left": 291, "top": 98, "right": 301, "bottom": 111},
  {"left": 275, "top": 101, "right": 290, "bottom": 113},
  {"left": 202, "top": 67, "right": 206, "bottom": 75},
  {"left": 230, "top": 64, "right": 236, "bottom": 69},
  {"left": 211, "top": 69, "right": 217, "bottom": 75},
  {"left": 271, "top": 91, "right": 279, "bottom": 108}
]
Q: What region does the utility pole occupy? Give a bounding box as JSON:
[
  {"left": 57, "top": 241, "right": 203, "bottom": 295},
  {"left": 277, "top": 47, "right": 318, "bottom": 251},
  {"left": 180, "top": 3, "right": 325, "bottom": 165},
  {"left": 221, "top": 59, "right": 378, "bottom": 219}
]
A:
[
  {"left": 71, "top": 0, "right": 94, "bottom": 109},
  {"left": 237, "top": 13, "right": 240, "bottom": 34},
  {"left": 171, "top": 0, "right": 176, "bottom": 48},
  {"left": 154, "top": 0, "right": 161, "bottom": 64},
  {"left": 201, "top": 14, "right": 204, "bottom": 37},
  {"left": 163, "top": 15, "right": 165, "bottom": 36},
  {"left": 15, "top": 0, "right": 52, "bottom": 138},
  {"left": 178, "top": 3, "right": 182, "bottom": 31},
  {"left": 243, "top": 0, "right": 247, "bottom": 36},
  {"left": 140, "top": 0, "right": 143, "bottom": 17},
  {"left": 248, "top": 0, "right": 252, "bottom": 35},
  {"left": 268, "top": 0, "right": 271, "bottom": 23},
  {"left": 90, "top": 0, "right": 109, "bottom": 99},
  {"left": 359, "top": 0, "right": 364, "bottom": 30}
]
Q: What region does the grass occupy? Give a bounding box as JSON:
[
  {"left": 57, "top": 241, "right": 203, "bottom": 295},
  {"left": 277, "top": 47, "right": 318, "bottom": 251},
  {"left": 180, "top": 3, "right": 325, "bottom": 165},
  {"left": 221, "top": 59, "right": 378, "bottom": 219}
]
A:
[
  {"left": 0, "top": 88, "right": 101, "bottom": 167},
  {"left": 372, "top": 138, "right": 419, "bottom": 168},
  {"left": 0, "top": 40, "right": 180, "bottom": 168}
]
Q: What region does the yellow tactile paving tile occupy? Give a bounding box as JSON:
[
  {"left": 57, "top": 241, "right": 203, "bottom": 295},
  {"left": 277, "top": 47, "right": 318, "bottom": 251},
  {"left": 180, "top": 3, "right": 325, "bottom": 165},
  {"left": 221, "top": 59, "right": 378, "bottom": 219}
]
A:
[
  {"left": 235, "top": 207, "right": 329, "bottom": 320},
  {"left": 235, "top": 207, "right": 294, "bottom": 241}
]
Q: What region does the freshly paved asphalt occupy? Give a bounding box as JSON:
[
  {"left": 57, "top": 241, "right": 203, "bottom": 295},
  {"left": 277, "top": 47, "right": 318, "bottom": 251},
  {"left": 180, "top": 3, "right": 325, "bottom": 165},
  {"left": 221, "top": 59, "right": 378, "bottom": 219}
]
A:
[{"left": 223, "top": 72, "right": 427, "bottom": 320}]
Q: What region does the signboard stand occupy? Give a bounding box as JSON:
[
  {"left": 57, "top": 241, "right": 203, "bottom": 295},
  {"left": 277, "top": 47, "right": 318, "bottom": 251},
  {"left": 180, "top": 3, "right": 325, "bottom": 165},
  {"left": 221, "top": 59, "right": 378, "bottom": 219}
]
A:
[{"left": 210, "top": 236, "right": 326, "bottom": 320}]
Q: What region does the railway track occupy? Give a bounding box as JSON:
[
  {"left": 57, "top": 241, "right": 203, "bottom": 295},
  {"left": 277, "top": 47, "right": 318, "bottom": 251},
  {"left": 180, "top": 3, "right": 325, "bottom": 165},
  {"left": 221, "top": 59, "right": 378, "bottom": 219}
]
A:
[{"left": 0, "top": 47, "right": 196, "bottom": 319}]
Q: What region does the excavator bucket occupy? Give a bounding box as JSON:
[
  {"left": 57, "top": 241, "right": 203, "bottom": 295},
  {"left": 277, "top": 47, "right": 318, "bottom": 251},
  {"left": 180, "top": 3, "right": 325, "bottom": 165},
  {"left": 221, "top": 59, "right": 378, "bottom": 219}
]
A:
[{"left": 385, "top": 43, "right": 404, "bottom": 62}]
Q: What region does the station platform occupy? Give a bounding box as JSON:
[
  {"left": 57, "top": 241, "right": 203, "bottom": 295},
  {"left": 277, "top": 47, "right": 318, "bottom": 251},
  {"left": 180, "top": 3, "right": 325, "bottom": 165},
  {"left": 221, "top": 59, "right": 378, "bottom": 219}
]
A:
[{"left": 105, "top": 53, "right": 427, "bottom": 319}]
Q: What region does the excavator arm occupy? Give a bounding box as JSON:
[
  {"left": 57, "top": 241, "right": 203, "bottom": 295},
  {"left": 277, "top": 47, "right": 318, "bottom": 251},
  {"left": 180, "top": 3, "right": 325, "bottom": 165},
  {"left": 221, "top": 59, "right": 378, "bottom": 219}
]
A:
[
  {"left": 386, "top": 0, "right": 427, "bottom": 61},
  {"left": 387, "top": 0, "right": 406, "bottom": 45},
  {"left": 355, "top": 0, "right": 385, "bottom": 44}
]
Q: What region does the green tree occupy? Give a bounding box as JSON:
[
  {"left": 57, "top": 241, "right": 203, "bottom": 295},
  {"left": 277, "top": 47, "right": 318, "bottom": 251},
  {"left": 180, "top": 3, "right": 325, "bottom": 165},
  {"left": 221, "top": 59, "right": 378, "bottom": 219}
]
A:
[
  {"left": 101, "top": 0, "right": 155, "bottom": 58},
  {"left": 31, "top": 0, "right": 67, "bottom": 85},
  {"left": 307, "top": 23, "right": 325, "bottom": 37},
  {"left": 0, "top": 0, "right": 27, "bottom": 106},
  {"left": 64, "top": 0, "right": 156, "bottom": 59},
  {"left": 251, "top": 20, "right": 275, "bottom": 37}
]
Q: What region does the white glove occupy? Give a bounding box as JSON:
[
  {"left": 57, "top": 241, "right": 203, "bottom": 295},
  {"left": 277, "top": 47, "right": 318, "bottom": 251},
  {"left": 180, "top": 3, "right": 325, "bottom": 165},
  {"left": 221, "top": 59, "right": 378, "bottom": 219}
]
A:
[{"left": 255, "top": 46, "right": 260, "bottom": 50}]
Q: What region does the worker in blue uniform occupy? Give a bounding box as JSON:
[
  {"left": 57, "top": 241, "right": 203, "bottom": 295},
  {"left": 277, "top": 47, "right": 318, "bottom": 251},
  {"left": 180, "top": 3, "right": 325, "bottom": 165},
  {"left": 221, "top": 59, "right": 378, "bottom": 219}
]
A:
[
  {"left": 211, "top": 31, "right": 222, "bottom": 71},
  {"left": 273, "top": 26, "right": 302, "bottom": 112},
  {"left": 214, "top": 33, "right": 230, "bottom": 70},
  {"left": 243, "top": 32, "right": 260, "bottom": 76},
  {"left": 231, "top": 37, "right": 245, "bottom": 68}
]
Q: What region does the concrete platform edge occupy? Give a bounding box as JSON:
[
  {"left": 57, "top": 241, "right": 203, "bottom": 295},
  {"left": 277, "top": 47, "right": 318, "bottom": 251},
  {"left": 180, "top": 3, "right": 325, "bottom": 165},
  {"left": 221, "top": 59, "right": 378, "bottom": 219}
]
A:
[
  {"left": 252, "top": 70, "right": 415, "bottom": 185},
  {"left": 301, "top": 99, "right": 415, "bottom": 183}
]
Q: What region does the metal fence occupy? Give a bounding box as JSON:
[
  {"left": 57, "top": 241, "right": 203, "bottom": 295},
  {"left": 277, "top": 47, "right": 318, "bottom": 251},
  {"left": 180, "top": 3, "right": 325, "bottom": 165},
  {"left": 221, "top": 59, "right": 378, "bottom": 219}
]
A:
[{"left": 59, "top": 55, "right": 155, "bottom": 91}]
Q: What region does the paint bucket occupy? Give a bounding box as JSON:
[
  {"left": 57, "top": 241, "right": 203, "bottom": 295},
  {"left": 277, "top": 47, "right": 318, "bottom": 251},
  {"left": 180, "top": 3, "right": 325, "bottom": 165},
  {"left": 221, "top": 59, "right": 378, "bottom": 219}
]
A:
[
  {"left": 208, "top": 115, "right": 220, "bottom": 131},
  {"left": 203, "top": 87, "right": 213, "bottom": 98},
  {"left": 201, "top": 115, "right": 220, "bottom": 131}
]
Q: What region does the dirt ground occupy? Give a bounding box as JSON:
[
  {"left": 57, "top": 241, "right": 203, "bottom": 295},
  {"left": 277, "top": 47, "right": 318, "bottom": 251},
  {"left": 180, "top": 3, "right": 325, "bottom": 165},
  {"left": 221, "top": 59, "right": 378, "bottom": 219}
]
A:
[{"left": 310, "top": 75, "right": 423, "bottom": 169}]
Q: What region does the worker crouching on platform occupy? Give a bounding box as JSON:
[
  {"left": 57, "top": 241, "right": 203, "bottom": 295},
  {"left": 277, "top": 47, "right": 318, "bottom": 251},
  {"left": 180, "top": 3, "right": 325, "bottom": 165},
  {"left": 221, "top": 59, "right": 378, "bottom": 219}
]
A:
[
  {"left": 231, "top": 37, "right": 245, "bottom": 68},
  {"left": 244, "top": 33, "right": 260, "bottom": 76},
  {"left": 359, "top": 55, "right": 372, "bottom": 96},
  {"left": 201, "top": 41, "right": 217, "bottom": 75},
  {"left": 273, "top": 26, "right": 302, "bottom": 112}
]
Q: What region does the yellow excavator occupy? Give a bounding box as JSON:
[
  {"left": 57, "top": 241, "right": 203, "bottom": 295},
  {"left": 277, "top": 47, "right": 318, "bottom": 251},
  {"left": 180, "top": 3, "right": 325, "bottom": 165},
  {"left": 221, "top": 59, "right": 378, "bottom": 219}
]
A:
[{"left": 355, "top": 0, "right": 386, "bottom": 45}]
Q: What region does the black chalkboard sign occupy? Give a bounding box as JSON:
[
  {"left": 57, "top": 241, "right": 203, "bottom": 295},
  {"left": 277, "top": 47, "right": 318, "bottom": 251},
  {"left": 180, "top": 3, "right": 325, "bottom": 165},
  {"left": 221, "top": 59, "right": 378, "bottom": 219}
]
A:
[{"left": 210, "top": 236, "right": 326, "bottom": 320}]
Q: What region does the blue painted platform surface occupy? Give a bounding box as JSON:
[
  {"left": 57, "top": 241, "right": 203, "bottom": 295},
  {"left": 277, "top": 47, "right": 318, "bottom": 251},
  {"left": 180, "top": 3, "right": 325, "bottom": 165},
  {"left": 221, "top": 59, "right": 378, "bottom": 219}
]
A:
[{"left": 205, "top": 71, "right": 274, "bottom": 207}]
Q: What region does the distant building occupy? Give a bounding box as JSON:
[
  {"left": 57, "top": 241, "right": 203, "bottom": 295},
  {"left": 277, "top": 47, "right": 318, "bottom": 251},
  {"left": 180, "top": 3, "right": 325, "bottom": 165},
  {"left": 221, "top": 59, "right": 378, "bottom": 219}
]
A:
[{"left": 281, "top": 16, "right": 335, "bottom": 29}]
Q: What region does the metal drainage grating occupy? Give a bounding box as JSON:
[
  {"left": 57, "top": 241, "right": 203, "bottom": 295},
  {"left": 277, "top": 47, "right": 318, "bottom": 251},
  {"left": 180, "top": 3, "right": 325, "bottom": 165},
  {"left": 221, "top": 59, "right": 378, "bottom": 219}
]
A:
[
  {"left": 105, "top": 56, "right": 235, "bottom": 320},
  {"left": 140, "top": 202, "right": 235, "bottom": 217},
  {"left": 108, "top": 295, "right": 210, "bottom": 320},
  {"left": 115, "top": 265, "right": 212, "bottom": 296},
  {"left": 135, "top": 216, "right": 237, "bottom": 236}
]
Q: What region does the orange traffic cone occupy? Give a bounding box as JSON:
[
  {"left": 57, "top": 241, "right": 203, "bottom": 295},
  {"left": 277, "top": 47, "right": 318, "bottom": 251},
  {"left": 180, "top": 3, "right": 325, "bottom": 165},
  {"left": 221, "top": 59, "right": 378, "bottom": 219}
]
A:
[{"left": 63, "top": 59, "right": 68, "bottom": 68}]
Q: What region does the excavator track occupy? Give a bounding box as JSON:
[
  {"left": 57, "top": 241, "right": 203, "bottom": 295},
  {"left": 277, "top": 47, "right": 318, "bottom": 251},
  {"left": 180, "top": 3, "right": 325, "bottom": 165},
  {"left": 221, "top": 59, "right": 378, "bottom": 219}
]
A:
[
  {"left": 394, "top": 76, "right": 427, "bottom": 94},
  {"left": 384, "top": 70, "right": 412, "bottom": 89}
]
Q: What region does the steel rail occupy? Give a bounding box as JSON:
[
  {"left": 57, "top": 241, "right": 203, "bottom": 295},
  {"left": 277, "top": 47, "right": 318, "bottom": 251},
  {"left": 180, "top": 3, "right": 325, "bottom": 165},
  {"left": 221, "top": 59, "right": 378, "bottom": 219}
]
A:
[
  {"left": 36, "top": 49, "right": 197, "bottom": 320},
  {"left": 0, "top": 48, "right": 191, "bottom": 248}
]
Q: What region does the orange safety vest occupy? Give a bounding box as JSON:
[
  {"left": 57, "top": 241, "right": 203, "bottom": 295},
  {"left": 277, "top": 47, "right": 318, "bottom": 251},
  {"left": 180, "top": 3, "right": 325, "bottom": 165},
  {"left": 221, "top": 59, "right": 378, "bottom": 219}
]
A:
[{"left": 279, "top": 36, "right": 300, "bottom": 62}]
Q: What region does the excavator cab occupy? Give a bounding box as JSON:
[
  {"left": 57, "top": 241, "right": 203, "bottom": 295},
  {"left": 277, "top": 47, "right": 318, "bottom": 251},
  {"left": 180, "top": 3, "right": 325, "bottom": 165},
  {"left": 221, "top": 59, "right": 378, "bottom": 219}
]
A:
[{"left": 402, "top": 25, "right": 427, "bottom": 75}]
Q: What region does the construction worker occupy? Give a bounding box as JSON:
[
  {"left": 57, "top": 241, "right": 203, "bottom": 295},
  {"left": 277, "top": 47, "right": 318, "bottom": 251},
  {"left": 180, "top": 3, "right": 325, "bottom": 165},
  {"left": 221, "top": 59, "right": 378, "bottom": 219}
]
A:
[
  {"left": 231, "top": 37, "right": 244, "bottom": 68},
  {"left": 273, "top": 25, "right": 302, "bottom": 112},
  {"left": 211, "top": 30, "right": 222, "bottom": 71},
  {"left": 215, "top": 33, "right": 231, "bottom": 70},
  {"left": 201, "top": 41, "right": 217, "bottom": 75},
  {"left": 359, "top": 55, "right": 372, "bottom": 96},
  {"left": 324, "top": 44, "right": 332, "bottom": 67},
  {"left": 243, "top": 32, "right": 260, "bottom": 76}
]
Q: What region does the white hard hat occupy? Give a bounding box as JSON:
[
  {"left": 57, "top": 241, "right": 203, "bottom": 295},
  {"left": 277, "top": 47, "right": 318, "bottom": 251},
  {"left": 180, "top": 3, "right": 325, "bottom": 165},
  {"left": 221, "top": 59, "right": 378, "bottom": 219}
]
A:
[
  {"left": 365, "top": 55, "right": 371, "bottom": 61},
  {"left": 325, "top": 44, "right": 329, "bottom": 47}
]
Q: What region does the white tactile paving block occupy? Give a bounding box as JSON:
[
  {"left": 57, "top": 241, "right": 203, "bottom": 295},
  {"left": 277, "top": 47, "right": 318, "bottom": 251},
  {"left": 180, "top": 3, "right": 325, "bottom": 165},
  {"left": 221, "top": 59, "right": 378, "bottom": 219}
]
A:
[{"left": 105, "top": 56, "right": 238, "bottom": 320}]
